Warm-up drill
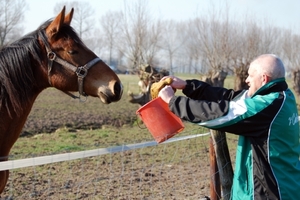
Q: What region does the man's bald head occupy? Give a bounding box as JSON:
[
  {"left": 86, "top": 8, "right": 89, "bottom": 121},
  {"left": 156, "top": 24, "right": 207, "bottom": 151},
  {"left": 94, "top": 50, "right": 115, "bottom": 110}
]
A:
[
  {"left": 246, "top": 54, "right": 286, "bottom": 97},
  {"left": 250, "top": 54, "right": 285, "bottom": 80}
]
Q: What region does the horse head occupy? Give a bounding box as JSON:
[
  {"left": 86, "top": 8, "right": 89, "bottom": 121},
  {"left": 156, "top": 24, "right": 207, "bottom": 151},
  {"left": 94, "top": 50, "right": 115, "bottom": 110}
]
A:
[{"left": 40, "top": 6, "right": 123, "bottom": 103}]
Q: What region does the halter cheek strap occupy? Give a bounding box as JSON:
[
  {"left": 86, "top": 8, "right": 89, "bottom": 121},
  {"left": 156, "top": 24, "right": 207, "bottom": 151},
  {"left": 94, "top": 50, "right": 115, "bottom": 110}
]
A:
[
  {"left": 39, "top": 30, "right": 101, "bottom": 99},
  {"left": 76, "top": 57, "right": 101, "bottom": 96},
  {"left": 47, "top": 51, "right": 101, "bottom": 96}
]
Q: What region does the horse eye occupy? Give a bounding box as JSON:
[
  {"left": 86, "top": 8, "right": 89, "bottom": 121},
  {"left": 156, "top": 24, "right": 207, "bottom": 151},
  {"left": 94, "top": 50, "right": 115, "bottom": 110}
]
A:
[{"left": 68, "top": 50, "right": 78, "bottom": 55}]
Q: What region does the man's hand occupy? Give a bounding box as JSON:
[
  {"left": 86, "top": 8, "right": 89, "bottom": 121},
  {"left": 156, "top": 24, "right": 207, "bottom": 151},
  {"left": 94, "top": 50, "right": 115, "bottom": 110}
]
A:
[
  {"left": 161, "top": 76, "right": 187, "bottom": 89},
  {"left": 150, "top": 77, "right": 173, "bottom": 99},
  {"left": 158, "top": 85, "right": 175, "bottom": 104}
]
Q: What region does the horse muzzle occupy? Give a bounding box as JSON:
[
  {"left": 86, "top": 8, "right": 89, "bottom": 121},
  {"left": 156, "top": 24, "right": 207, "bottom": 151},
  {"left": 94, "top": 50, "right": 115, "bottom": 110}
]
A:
[{"left": 98, "top": 81, "right": 123, "bottom": 104}]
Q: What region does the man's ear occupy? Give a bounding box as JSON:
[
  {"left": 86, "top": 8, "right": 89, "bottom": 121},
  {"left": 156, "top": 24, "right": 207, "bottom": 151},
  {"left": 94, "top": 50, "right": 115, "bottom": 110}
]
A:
[{"left": 262, "top": 74, "right": 271, "bottom": 84}]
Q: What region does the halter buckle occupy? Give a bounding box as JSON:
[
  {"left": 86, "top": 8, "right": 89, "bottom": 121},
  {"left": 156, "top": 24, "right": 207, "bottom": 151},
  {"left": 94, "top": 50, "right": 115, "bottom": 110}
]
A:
[
  {"left": 47, "top": 52, "right": 56, "bottom": 61},
  {"left": 76, "top": 66, "right": 88, "bottom": 78}
]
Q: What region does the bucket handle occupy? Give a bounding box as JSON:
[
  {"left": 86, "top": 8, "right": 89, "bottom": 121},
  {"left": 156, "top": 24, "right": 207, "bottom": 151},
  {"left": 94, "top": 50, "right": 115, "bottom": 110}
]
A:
[{"left": 136, "top": 112, "right": 147, "bottom": 129}]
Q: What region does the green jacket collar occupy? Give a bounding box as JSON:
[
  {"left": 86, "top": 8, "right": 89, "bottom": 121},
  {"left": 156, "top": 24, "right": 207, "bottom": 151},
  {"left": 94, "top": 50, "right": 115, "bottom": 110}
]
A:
[{"left": 252, "top": 77, "right": 287, "bottom": 97}]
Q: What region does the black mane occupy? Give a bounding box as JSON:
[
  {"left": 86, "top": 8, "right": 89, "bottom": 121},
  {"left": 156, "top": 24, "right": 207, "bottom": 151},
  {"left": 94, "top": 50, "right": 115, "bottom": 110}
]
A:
[{"left": 0, "top": 27, "right": 42, "bottom": 115}]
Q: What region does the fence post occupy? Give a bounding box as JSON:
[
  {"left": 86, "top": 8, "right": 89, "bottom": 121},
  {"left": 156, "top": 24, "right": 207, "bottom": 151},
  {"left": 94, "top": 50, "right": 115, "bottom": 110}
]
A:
[
  {"left": 210, "top": 130, "right": 233, "bottom": 200},
  {"left": 210, "top": 136, "right": 220, "bottom": 200}
]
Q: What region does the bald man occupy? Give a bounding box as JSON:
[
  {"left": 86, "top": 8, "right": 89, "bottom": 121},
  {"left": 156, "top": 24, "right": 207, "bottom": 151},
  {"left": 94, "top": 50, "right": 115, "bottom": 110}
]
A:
[{"left": 158, "top": 54, "right": 300, "bottom": 200}]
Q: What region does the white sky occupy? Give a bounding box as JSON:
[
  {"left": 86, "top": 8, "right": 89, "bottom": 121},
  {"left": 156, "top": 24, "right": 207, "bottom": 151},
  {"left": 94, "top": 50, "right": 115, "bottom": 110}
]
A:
[{"left": 24, "top": 0, "right": 300, "bottom": 34}]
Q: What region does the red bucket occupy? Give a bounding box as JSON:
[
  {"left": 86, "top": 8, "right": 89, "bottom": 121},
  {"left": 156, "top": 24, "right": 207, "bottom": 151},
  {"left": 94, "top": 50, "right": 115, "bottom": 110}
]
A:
[{"left": 136, "top": 97, "right": 184, "bottom": 143}]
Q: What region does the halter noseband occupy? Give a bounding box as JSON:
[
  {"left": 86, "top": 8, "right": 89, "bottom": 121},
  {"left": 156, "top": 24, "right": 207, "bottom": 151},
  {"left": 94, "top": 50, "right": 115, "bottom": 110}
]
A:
[{"left": 39, "top": 30, "right": 101, "bottom": 99}]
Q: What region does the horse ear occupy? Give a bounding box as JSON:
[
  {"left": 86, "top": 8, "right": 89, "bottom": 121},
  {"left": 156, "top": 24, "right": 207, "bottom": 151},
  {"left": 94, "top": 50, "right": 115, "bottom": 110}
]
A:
[
  {"left": 64, "top": 8, "right": 74, "bottom": 25},
  {"left": 46, "top": 6, "right": 66, "bottom": 38}
]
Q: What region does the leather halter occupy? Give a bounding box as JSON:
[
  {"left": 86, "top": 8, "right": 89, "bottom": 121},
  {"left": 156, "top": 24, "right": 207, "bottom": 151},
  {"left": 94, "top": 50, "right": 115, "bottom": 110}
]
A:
[{"left": 38, "top": 30, "right": 101, "bottom": 99}]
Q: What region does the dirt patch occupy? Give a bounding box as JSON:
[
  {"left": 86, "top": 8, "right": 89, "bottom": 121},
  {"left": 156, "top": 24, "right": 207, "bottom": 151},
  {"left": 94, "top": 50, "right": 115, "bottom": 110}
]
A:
[
  {"left": 1, "top": 141, "right": 213, "bottom": 199},
  {"left": 22, "top": 89, "right": 138, "bottom": 135}
]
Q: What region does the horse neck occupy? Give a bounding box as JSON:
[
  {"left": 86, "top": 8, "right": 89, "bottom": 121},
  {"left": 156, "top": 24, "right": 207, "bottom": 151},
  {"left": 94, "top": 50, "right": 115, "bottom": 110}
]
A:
[{"left": 0, "top": 92, "right": 40, "bottom": 157}]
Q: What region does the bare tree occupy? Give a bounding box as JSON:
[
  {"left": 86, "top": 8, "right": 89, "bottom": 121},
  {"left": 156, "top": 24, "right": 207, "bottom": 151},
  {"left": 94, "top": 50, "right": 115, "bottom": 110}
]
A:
[
  {"left": 161, "top": 20, "right": 187, "bottom": 75},
  {"left": 0, "top": 0, "right": 27, "bottom": 46},
  {"left": 229, "top": 20, "right": 255, "bottom": 91},
  {"left": 85, "top": 28, "right": 105, "bottom": 57},
  {"left": 189, "top": 11, "right": 233, "bottom": 87},
  {"left": 281, "top": 30, "right": 300, "bottom": 100},
  {"left": 117, "top": 0, "right": 162, "bottom": 71},
  {"left": 183, "top": 21, "right": 203, "bottom": 74},
  {"left": 230, "top": 19, "right": 280, "bottom": 90},
  {"left": 99, "top": 11, "right": 122, "bottom": 66},
  {"left": 142, "top": 19, "right": 163, "bottom": 66}
]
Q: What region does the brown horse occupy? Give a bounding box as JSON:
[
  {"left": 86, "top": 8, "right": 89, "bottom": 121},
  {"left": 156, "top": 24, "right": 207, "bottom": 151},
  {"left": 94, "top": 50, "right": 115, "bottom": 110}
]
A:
[{"left": 0, "top": 7, "right": 123, "bottom": 194}]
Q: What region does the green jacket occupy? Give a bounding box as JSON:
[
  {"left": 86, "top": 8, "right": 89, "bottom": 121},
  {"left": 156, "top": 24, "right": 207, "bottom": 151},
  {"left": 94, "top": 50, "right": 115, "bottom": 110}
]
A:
[{"left": 169, "top": 78, "right": 300, "bottom": 200}]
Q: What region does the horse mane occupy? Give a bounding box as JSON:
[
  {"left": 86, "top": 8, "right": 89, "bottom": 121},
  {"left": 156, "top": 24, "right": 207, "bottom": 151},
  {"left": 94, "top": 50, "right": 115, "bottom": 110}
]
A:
[
  {"left": 0, "top": 19, "right": 84, "bottom": 117},
  {"left": 0, "top": 30, "right": 41, "bottom": 116}
]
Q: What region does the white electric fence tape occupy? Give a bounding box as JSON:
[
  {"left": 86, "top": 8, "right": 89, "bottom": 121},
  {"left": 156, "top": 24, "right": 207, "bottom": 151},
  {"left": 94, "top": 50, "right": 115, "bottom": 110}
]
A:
[{"left": 0, "top": 132, "right": 210, "bottom": 171}]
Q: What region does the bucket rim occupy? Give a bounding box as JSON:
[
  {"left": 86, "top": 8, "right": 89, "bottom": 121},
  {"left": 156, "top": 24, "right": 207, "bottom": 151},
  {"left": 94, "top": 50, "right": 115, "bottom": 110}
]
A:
[{"left": 136, "top": 97, "right": 164, "bottom": 114}]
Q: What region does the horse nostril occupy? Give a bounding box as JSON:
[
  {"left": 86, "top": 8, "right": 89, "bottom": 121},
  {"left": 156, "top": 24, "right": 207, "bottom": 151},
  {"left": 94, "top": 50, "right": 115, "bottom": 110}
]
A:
[{"left": 114, "top": 82, "right": 123, "bottom": 99}]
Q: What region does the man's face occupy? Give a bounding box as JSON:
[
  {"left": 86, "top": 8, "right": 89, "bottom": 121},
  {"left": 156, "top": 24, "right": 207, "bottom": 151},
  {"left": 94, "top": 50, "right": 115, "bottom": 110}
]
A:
[{"left": 245, "top": 65, "right": 264, "bottom": 97}]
